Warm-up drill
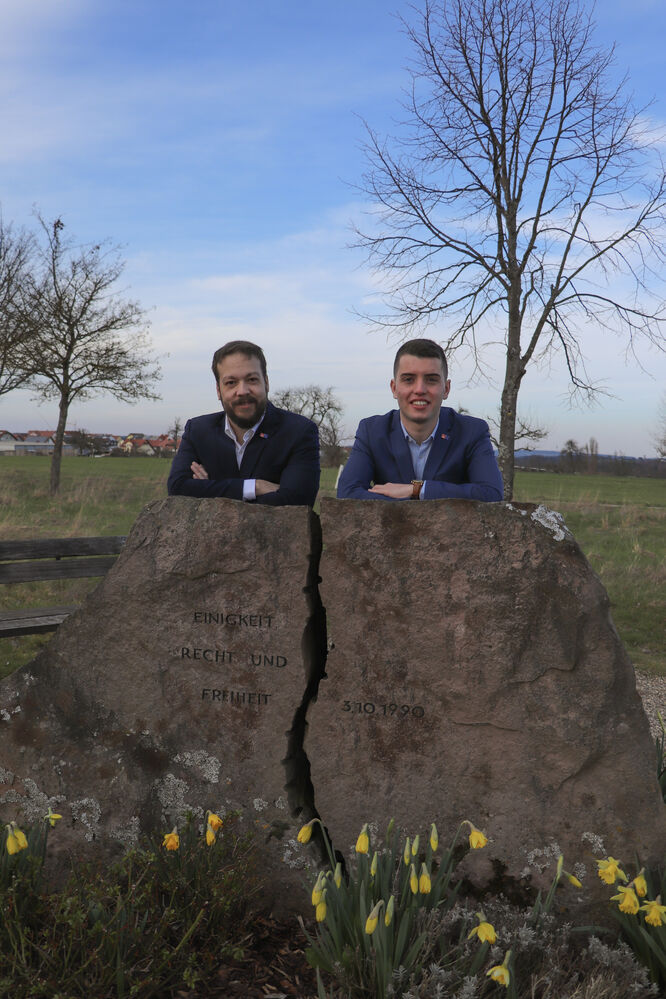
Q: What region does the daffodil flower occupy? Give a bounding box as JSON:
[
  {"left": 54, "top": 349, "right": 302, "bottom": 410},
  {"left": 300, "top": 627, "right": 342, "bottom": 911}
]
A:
[
  {"left": 45, "top": 808, "right": 62, "bottom": 828},
  {"left": 385, "top": 895, "right": 395, "bottom": 927},
  {"left": 311, "top": 871, "right": 325, "bottom": 907},
  {"left": 419, "top": 863, "right": 431, "bottom": 894},
  {"left": 633, "top": 870, "right": 648, "bottom": 898},
  {"left": 611, "top": 885, "right": 640, "bottom": 915},
  {"left": 465, "top": 821, "right": 488, "bottom": 849},
  {"left": 403, "top": 837, "right": 411, "bottom": 865},
  {"left": 163, "top": 828, "right": 180, "bottom": 851},
  {"left": 468, "top": 912, "right": 496, "bottom": 944},
  {"left": 297, "top": 820, "right": 315, "bottom": 844},
  {"left": 411, "top": 835, "right": 420, "bottom": 856},
  {"left": 355, "top": 824, "right": 369, "bottom": 855},
  {"left": 365, "top": 899, "right": 384, "bottom": 935},
  {"left": 641, "top": 896, "right": 666, "bottom": 927},
  {"left": 486, "top": 950, "right": 511, "bottom": 988},
  {"left": 333, "top": 862, "right": 342, "bottom": 888},
  {"left": 597, "top": 856, "right": 627, "bottom": 885},
  {"left": 205, "top": 825, "right": 216, "bottom": 846},
  {"left": 410, "top": 863, "right": 418, "bottom": 895},
  {"left": 206, "top": 811, "right": 223, "bottom": 832},
  {"left": 316, "top": 889, "right": 327, "bottom": 922},
  {"left": 430, "top": 823, "right": 438, "bottom": 851},
  {"left": 370, "top": 851, "right": 378, "bottom": 877},
  {"left": 564, "top": 870, "right": 582, "bottom": 888},
  {"left": 5, "top": 822, "right": 28, "bottom": 855}
]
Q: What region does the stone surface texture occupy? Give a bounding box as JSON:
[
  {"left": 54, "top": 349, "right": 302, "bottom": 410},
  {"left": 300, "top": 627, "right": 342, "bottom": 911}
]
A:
[
  {"left": 0, "top": 497, "right": 322, "bottom": 905},
  {"left": 307, "top": 498, "right": 665, "bottom": 900}
]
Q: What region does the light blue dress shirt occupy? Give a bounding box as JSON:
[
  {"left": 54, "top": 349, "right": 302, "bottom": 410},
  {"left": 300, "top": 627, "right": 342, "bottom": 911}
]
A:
[{"left": 400, "top": 419, "right": 437, "bottom": 499}]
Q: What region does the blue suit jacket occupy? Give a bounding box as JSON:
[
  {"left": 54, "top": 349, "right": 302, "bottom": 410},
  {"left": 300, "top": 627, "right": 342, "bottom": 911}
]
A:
[
  {"left": 337, "top": 408, "right": 503, "bottom": 502},
  {"left": 167, "top": 401, "right": 320, "bottom": 506}
]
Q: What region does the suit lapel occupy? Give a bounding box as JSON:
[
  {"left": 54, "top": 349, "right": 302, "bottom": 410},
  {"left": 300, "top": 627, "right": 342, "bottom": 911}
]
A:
[
  {"left": 389, "top": 413, "right": 416, "bottom": 482},
  {"left": 423, "top": 409, "right": 454, "bottom": 479}
]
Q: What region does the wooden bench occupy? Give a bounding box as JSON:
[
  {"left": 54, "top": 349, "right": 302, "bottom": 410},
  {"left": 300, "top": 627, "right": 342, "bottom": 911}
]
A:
[{"left": 0, "top": 536, "right": 126, "bottom": 638}]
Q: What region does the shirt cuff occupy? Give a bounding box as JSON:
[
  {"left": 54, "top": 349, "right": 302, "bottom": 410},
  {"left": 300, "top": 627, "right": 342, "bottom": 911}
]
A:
[
  {"left": 419, "top": 481, "right": 426, "bottom": 500},
  {"left": 243, "top": 479, "right": 257, "bottom": 501}
]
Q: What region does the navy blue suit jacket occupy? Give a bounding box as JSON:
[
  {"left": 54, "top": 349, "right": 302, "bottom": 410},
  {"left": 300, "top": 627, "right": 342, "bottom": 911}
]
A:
[
  {"left": 337, "top": 408, "right": 503, "bottom": 502},
  {"left": 167, "top": 401, "right": 320, "bottom": 506}
]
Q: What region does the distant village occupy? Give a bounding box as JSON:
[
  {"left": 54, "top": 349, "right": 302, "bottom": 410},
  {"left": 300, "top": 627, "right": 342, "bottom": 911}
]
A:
[{"left": 0, "top": 429, "right": 177, "bottom": 458}]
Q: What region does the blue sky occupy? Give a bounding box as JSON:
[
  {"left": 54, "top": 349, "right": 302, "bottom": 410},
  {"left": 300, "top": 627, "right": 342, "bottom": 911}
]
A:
[{"left": 1, "top": 0, "right": 665, "bottom": 455}]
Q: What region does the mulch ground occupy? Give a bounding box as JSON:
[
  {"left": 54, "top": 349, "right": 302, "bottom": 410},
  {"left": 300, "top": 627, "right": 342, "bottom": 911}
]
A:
[{"left": 178, "top": 913, "right": 332, "bottom": 999}]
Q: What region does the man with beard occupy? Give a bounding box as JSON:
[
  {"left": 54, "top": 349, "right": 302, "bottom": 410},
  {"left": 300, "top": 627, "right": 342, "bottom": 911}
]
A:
[{"left": 167, "top": 341, "right": 320, "bottom": 505}]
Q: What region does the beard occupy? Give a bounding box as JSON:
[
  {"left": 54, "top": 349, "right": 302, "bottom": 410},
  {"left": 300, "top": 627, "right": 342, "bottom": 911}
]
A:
[{"left": 225, "top": 396, "right": 268, "bottom": 430}]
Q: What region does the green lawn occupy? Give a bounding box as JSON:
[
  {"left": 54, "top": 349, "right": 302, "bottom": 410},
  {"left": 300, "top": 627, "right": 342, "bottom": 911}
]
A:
[{"left": 0, "top": 457, "right": 663, "bottom": 678}]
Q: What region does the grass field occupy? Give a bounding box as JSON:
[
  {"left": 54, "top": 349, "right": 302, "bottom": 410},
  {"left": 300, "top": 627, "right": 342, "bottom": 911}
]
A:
[{"left": 0, "top": 456, "right": 663, "bottom": 678}]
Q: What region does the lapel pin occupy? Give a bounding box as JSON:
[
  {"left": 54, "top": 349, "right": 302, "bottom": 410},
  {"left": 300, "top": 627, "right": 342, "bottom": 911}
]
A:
[
  {"left": 259, "top": 432, "right": 268, "bottom": 439},
  {"left": 441, "top": 433, "right": 448, "bottom": 440}
]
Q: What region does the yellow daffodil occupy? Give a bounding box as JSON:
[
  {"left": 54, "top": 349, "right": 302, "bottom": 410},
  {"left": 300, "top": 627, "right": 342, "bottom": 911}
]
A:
[
  {"left": 205, "top": 825, "right": 216, "bottom": 846},
  {"left": 206, "top": 811, "right": 223, "bottom": 832},
  {"left": 411, "top": 835, "right": 420, "bottom": 856},
  {"left": 486, "top": 950, "right": 511, "bottom": 988},
  {"left": 556, "top": 854, "right": 564, "bottom": 878},
  {"left": 468, "top": 913, "right": 496, "bottom": 944},
  {"left": 403, "top": 837, "right": 411, "bottom": 865},
  {"left": 633, "top": 870, "right": 648, "bottom": 898},
  {"left": 12, "top": 824, "right": 28, "bottom": 850},
  {"left": 333, "top": 862, "right": 342, "bottom": 888},
  {"left": 465, "top": 822, "right": 488, "bottom": 850},
  {"left": 5, "top": 823, "right": 27, "bottom": 855},
  {"left": 596, "top": 856, "right": 627, "bottom": 885},
  {"left": 564, "top": 870, "right": 583, "bottom": 888},
  {"left": 370, "top": 851, "right": 378, "bottom": 877},
  {"left": 419, "top": 863, "right": 431, "bottom": 894},
  {"left": 641, "top": 896, "right": 666, "bottom": 927},
  {"left": 355, "top": 824, "right": 369, "bottom": 855},
  {"left": 365, "top": 900, "right": 384, "bottom": 935},
  {"left": 385, "top": 895, "right": 395, "bottom": 927},
  {"left": 315, "top": 890, "right": 327, "bottom": 923},
  {"left": 163, "top": 828, "right": 179, "bottom": 851},
  {"left": 410, "top": 863, "right": 418, "bottom": 895},
  {"left": 297, "top": 820, "right": 315, "bottom": 844},
  {"left": 311, "top": 872, "right": 325, "bottom": 906},
  {"left": 45, "top": 808, "right": 62, "bottom": 827},
  {"left": 430, "top": 823, "right": 438, "bottom": 851},
  {"left": 611, "top": 885, "right": 640, "bottom": 915}
]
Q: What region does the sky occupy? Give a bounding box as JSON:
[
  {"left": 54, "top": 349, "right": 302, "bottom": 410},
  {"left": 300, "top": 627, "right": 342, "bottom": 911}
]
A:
[{"left": 1, "top": 0, "right": 665, "bottom": 456}]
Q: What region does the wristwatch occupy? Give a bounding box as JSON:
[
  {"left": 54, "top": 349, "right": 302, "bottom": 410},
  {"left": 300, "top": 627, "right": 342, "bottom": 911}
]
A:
[{"left": 411, "top": 480, "right": 423, "bottom": 499}]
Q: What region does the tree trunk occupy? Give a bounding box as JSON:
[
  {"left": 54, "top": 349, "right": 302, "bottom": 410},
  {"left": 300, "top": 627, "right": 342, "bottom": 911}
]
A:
[
  {"left": 49, "top": 396, "right": 69, "bottom": 496},
  {"left": 497, "top": 295, "right": 524, "bottom": 501}
]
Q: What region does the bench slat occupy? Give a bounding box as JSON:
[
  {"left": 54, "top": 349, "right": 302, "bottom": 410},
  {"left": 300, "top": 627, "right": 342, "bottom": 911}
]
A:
[
  {"left": 0, "top": 537, "right": 126, "bottom": 560},
  {"left": 0, "top": 556, "right": 119, "bottom": 584},
  {"left": 0, "top": 606, "right": 77, "bottom": 638}
]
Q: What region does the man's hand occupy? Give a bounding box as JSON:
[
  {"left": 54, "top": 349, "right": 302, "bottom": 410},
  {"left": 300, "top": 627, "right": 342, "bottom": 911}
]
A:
[
  {"left": 191, "top": 461, "right": 209, "bottom": 480},
  {"left": 369, "top": 482, "right": 413, "bottom": 499},
  {"left": 256, "top": 479, "right": 280, "bottom": 495}
]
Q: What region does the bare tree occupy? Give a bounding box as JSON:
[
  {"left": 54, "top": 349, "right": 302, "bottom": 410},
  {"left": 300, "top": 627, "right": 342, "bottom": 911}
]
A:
[
  {"left": 0, "top": 218, "right": 34, "bottom": 396},
  {"left": 168, "top": 417, "right": 183, "bottom": 451},
  {"left": 655, "top": 394, "right": 666, "bottom": 458},
  {"left": 356, "top": 0, "right": 666, "bottom": 498},
  {"left": 485, "top": 411, "right": 547, "bottom": 452},
  {"left": 271, "top": 385, "right": 345, "bottom": 465},
  {"left": 22, "top": 217, "right": 161, "bottom": 494}
]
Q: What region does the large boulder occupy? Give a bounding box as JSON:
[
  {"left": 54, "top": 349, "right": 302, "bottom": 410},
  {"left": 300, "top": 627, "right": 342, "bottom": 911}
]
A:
[
  {"left": 0, "top": 497, "right": 324, "bottom": 904},
  {"left": 306, "top": 498, "right": 664, "bottom": 900}
]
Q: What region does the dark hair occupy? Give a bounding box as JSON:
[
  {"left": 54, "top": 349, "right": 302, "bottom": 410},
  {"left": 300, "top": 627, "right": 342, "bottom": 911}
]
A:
[
  {"left": 393, "top": 339, "right": 448, "bottom": 380},
  {"left": 211, "top": 341, "right": 268, "bottom": 382}
]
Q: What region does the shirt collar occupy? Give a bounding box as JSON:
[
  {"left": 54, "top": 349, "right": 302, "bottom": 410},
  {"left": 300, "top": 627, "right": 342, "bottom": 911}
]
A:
[{"left": 400, "top": 418, "right": 437, "bottom": 446}]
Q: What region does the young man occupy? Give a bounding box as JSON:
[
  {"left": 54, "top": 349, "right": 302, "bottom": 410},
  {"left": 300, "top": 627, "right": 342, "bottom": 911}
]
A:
[
  {"left": 337, "top": 339, "right": 502, "bottom": 502},
  {"left": 168, "top": 340, "right": 320, "bottom": 505}
]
